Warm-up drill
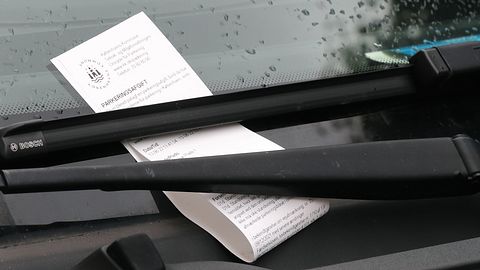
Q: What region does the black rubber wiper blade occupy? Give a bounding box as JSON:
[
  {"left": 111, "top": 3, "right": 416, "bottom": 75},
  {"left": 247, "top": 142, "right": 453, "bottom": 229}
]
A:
[
  {"left": 0, "top": 42, "right": 479, "bottom": 162},
  {"left": 1, "top": 135, "right": 479, "bottom": 200},
  {"left": 0, "top": 66, "right": 415, "bottom": 161}
]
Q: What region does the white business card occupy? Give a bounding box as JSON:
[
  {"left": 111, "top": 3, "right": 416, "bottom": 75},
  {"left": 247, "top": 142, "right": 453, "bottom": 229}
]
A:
[{"left": 52, "top": 12, "right": 211, "bottom": 113}]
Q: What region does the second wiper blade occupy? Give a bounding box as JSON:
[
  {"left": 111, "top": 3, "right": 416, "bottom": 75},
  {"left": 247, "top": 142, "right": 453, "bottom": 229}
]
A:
[{"left": 1, "top": 135, "right": 479, "bottom": 200}]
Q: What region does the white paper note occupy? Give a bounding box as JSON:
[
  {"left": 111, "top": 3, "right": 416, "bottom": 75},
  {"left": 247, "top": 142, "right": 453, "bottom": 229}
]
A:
[{"left": 51, "top": 12, "right": 329, "bottom": 262}]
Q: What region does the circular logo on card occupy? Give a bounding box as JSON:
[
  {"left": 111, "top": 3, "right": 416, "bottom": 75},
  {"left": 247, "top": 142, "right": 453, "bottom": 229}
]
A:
[{"left": 79, "top": 59, "right": 111, "bottom": 90}]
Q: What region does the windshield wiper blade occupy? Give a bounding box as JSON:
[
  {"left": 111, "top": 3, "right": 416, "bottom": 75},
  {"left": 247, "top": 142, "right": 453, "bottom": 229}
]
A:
[
  {"left": 0, "top": 67, "right": 415, "bottom": 161},
  {"left": 1, "top": 135, "right": 479, "bottom": 200},
  {"left": 0, "top": 42, "right": 479, "bottom": 162}
]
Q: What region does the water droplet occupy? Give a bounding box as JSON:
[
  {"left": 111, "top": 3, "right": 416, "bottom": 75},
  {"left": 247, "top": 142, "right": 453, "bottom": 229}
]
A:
[
  {"left": 224, "top": 14, "right": 229, "bottom": 21},
  {"left": 1, "top": 116, "right": 9, "bottom": 120},
  {"left": 312, "top": 22, "right": 319, "bottom": 26},
  {"left": 269, "top": 66, "right": 277, "bottom": 72},
  {"left": 301, "top": 9, "right": 310, "bottom": 16},
  {"left": 245, "top": 49, "right": 256, "bottom": 55},
  {"left": 329, "top": 9, "right": 335, "bottom": 15},
  {"left": 236, "top": 75, "right": 245, "bottom": 83}
]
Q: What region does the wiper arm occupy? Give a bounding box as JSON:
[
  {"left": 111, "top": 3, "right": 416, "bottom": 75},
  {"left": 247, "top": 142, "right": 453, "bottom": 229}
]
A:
[
  {"left": 0, "top": 67, "right": 414, "bottom": 161},
  {"left": 0, "top": 42, "right": 478, "bottom": 162},
  {"left": 1, "top": 135, "right": 479, "bottom": 200}
]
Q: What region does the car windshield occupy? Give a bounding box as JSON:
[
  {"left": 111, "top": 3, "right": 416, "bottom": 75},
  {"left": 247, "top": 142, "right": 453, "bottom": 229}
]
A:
[
  {"left": 0, "top": 0, "right": 479, "bottom": 121},
  {"left": 0, "top": 0, "right": 480, "bottom": 237}
]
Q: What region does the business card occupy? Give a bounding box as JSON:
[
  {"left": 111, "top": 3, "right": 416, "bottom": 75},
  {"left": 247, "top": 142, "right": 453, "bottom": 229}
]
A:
[{"left": 52, "top": 12, "right": 211, "bottom": 112}]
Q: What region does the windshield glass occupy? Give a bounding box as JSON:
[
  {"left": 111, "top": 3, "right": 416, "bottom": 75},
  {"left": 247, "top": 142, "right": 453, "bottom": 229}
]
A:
[
  {"left": 0, "top": 0, "right": 479, "bottom": 228},
  {"left": 0, "top": 0, "right": 479, "bottom": 120}
]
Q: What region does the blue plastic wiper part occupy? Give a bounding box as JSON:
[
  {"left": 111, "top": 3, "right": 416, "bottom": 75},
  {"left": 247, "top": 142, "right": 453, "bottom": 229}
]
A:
[
  {"left": 365, "top": 34, "right": 480, "bottom": 64},
  {"left": 396, "top": 35, "right": 480, "bottom": 57}
]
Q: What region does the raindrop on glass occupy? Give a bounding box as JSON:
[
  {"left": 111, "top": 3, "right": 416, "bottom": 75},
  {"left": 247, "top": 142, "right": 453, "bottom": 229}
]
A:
[
  {"left": 236, "top": 75, "right": 245, "bottom": 83},
  {"left": 301, "top": 9, "right": 310, "bottom": 16}
]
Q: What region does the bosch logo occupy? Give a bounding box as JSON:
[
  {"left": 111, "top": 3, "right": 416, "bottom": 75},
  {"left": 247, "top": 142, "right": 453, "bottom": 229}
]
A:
[
  {"left": 9, "top": 143, "right": 18, "bottom": 152},
  {"left": 18, "top": 140, "right": 44, "bottom": 150},
  {"left": 9, "top": 140, "right": 44, "bottom": 153}
]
